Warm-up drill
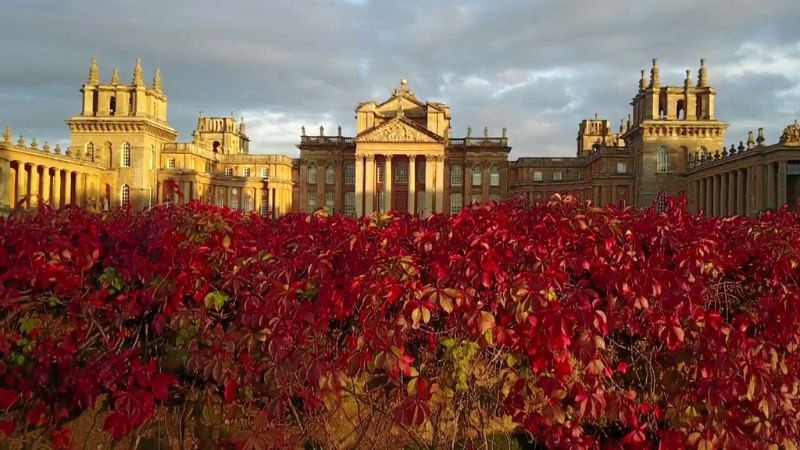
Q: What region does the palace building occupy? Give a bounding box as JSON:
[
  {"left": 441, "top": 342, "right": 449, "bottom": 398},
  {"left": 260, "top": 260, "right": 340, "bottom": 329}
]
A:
[{"left": 1, "top": 57, "right": 799, "bottom": 217}]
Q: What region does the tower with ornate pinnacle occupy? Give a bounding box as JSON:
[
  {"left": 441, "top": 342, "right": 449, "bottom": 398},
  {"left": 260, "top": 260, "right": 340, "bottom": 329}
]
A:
[{"left": 621, "top": 58, "right": 728, "bottom": 207}]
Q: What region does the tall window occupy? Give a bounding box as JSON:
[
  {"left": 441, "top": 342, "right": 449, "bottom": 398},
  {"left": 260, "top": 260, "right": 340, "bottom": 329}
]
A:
[
  {"left": 395, "top": 162, "right": 409, "bottom": 183},
  {"left": 417, "top": 161, "right": 425, "bottom": 183},
  {"left": 657, "top": 147, "right": 669, "bottom": 173},
  {"left": 261, "top": 167, "right": 269, "bottom": 178},
  {"left": 377, "top": 191, "right": 385, "bottom": 211},
  {"left": 617, "top": 162, "right": 627, "bottom": 174},
  {"left": 489, "top": 194, "right": 501, "bottom": 202},
  {"left": 215, "top": 189, "right": 224, "bottom": 207},
  {"left": 244, "top": 191, "right": 254, "bottom": 211},
  {"left": 449, "top": 193, "right": 463, "bottom": 214},
  {"left": 308, "top": 192, "right": 317, "bottom": 211},
  {"left": 121, "top": 185, "right": 130, "bottom": 207},
  {"left": 377, "top": 161, "right": 385, "bottom": 183},
  {"left": 122, "top": 143, "right": 131, "bottom": 167},
  {"left": 471, "top": 194, "right": 481, "bottom": 204},
  {"left": 345, "top": 163, "right": 355, "bottom": 185},
  {"left": 490, "top": 165, "right": 500, "bottom": 186},
  {"left": 450, "top": 164, "right": 463, "bottom": 186},
  {"left": 472, "top": 166, "right": 482, "bottom": 186},
  {"left": 308, "top": 165, "right": 317, "bottom": 184},
  {"left": 533, "top": 171, "right": 543, "bottom": 181},
  {"left": 326, "top": 165, "right": 335, "bottom": 185},
  {"left": 345, "top": 192, "right": 355, "bottom": 217},
  {"left": 553, "top": 171, "right": 563, "bottom": 181},
  {"left": 225, "top": 167, "right": 233, "bottom": 176},
  {"left": 168, "top": 158, "right": 176, "bottom": 169},
  {"left": 260, "top": 195, "right": 269, "bottom": 216},
  {"left": 244, "top": 168, "right": 251, "bottom": 177},
  {"left": 86, "top": 142, "right": 95, "bottom": 161},
  {"left": 230, "top": 189, "right": 239, "bottom": 210},
  {"left": 325, "top": 191, "right": 334, "bottom": 211}
]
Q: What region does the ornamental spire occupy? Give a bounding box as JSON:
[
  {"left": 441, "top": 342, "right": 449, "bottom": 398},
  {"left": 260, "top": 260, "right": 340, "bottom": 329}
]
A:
[
  {"left": 639, "top": 69, "right": 646, "bottom": 91},
  {"left": 649, "top": 58, "right": 660, "bottom": 89},
  {"left": 153, "top": 68, "right": 162, "bottom": 92},
  {"left": 88, "top": 57, "right": 99, "bottom": 85},
  {"left": 133, "top": 57, "right": 144, "bottom": 85},
  {"left": 697, "top": 58, "right": 708, "bottom": 87},
  {"left": 111, "top": 67, "right": 120, "bottom": 85},
  {"left": 684, "top": 69, "right": 691, "bottom": 88},
  {"left": 3, "top": 126, "right": 10, "bottom": 142}
]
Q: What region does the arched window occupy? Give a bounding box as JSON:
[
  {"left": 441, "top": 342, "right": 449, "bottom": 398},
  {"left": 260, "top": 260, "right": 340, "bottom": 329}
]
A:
[
  {"left": 326, "top": 165, "right": 335, "bottom": 185},
  {"left": 85, "top": 142, "right": 95, "bottom": 161},
  {"left": 212, "top": 141, "right": 221, "bottom": 153},
  {"left": 308, "top": 164, "right": 317, "bottom": 184},
  {"left": 121, "top": 185, "right": 130, "bottom": 207},
  {"left": 490, "top": 165, "right": 500, "bottom": 186},
  {"left": 122, "top": 143, "right": 131, "bottom": 167},
  {"left": 472, "top": 165, "right": 482, "bottom": 186},
  {"left": 657, "top": 147, "right": 669, "bottom": 173},
  {"left": 676, "top": 99, "right": 685, "bottom": 119},
  {"left": 450, "top": 164, "right": 463, "bottom": 186},
  {"left": 230, "top": 188, "right": 239, "bottom": 210},
  {"left": 109, "top": 96, "right": 117, "bottom": 115}
]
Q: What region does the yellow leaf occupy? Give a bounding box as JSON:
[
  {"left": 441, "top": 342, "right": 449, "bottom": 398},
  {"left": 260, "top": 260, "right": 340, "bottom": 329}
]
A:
[
  {"left": 222, "top": 235, "right": 231, "bottom": 249},
  {"left": 698, "top": 439, "right": 713, "bottom": 450}
]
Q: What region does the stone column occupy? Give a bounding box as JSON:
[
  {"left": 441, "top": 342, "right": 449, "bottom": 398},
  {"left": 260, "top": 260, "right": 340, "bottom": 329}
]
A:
[
  {"left": 593, "top": 185, "right": 601, "bottom": 206},
  {"left": 705, "top": 177, "right": 713, "bottom": 214},
  {"left": 435, "top": 156, "right": 445, "bottom": 213},
  {"left": 755, "top": 165, "right": 765, "bottom": 213},
  {"left": 334, "top": 161, "right": 343, "bottom": 213},
  {"left": 711, "top": 174, "right": 719, "bottom": 216},
  {"left": 737, "top": 168, "right": 746, "bottom": 215},
  {"left": 0, "top": 159, "right": 9, "bottom": 207},
  {"left": 64, "top": 171, "right": 73, "bottom": 206},
  {"left": 29, "top": 165, "right": 40, "bottom": 207},
  {"left": 298, "top": 161, "right": 308, "bottom": 212},
  {"left": 719, "top": 173, "right": 728, "bottom": 216},
  {"left": 464, "top": 165, "right": 473, "bottom": 200},
  {"left": 183, "top": 181, "right": 191, "bottom": 204},
  {"left": 316, "top": 163, "right": 325, "bottom": 211},
  {"left": 727, "top": 171, "right": 736, "bottom": 216},
  {"left": 255, "top": 187, "right": 263, "bottom": 215},
  {"left": 16, "top": 163, "right": 27, "bottom": 206},
  {"left": 698, "top": 177, "right": 706, "bottom": 214},
  {"left": 40, "top": 167, "right": 51, "bottom": 205},
  {"left": 766, "top": 162, "right": 777, "bottom": 210},
  {"left": 355, "top": 155, "right": 364, "bottom": 217},
  {"left": 778, "top": 161, "right": 787, "bottom": 208},
  {"left": 481, "top": 164, "right": 490, "bottom": 201},
  {"left": 364, "top": 155, "right": 375, "bottom": 215},
  {"left": 746, "top": 166, "right": 754, "bottom": 215},
  {"left": 384, "top": 155, "right": 393, "bottom": 211},
  {"left": 52, "top": 169, "right": 62, "bottom": 209},
  {"left": 408, "top": 155, "right": 416, "bottom": 213},
  {"left": 424, "top": 156, "right": 435, "bottom": 213}
]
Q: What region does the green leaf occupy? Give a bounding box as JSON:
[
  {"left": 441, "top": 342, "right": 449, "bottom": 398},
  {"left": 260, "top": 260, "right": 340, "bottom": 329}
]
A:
[
  {"left": 203, "top": 291, "right": 230, "bottom": 311},
  {"left": 440, "top": 338, "right": 456, "bottom": 348},
  {"left": 99, "top": 267, "right": 123, "bottom": 291}
]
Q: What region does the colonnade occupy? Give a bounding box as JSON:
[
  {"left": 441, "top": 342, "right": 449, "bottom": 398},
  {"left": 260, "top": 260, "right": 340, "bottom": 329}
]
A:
[
  {"left": 690, "top": 161, "right": 787, "bottom": 216},
  {"left": 2, "top": 159, "right": 98, "bottom": 209},
  {"left": 353, "top": 153, "right": 445, "bottom": 216},
  {"left": 163, "top": 180, "right": 290, "bottom": 218}
]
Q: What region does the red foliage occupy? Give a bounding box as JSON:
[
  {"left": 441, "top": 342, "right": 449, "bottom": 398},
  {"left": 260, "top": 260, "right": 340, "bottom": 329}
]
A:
[{"left": 2, "top": 196, "right": 800, "bottom": 448}]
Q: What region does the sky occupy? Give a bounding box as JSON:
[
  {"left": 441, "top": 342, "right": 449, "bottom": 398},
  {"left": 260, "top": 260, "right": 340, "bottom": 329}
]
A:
[{"left": 0, "top": 0, "right": 799, "bottom": 158}]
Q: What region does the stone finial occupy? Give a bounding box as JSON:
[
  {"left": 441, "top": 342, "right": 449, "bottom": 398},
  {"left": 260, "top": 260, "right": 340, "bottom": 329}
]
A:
[
  {"left": 639, "top": 69, "right": 646, "bottom": 91},
  {"left": 42, "top": 141, "right": 50, "bottom": 152},
  {"left": 697, "top": 58, "right": 708, "bottom": 88},
  {"left": 619, "top": 119, "right": 624, "bottom": 133},
  {"left": 714, "top": 150, "right": 721, "bottom": 160},
  {"left": 626, "top": 114, "right": 632, "bottom": 131},
  {"left": 484, "top": 126, "right": 489, "bottom": 138},
  {"left": 467, "top": 126, "right": 472, "bottom": 138},
  {"left": 337, "top": 125, "right": 342, "bottom": 137},
  {"left": 17, "top": 135, "right": 24, "bottom": 146},
  {"left": 64, "top": 146, "right": 71, "bottom": 156},
  {"left": 738, "top": 141, "right": 745, "bottom": 152},
  {"left": 111, "top": 67, "right": 120, "bottom": 85},
  {"left": 3, "top": 126, "right": 10, "bottom": 142},
  {"left": 301, "top": 126, "right": 306, "bottom": 136},
  {"left": 502, "top": 127, "right": 507, "bottom": 138},
  {"left": 756, "top": 127, "right": 766, "bottom": 146},
  {"left": 153, "top": 68, "right": 162, "bottom": 92},
  {"left": 684, "top": 70, "right": 691, "bottom": 88},
  {"left": 721, "top": 146, "right": 728, "bottom": 157},
  {"left": 88, "top": 57, "right": 99, "bottom": 85},
  {"left": 319, "top": 125, "right": 324, "bottom": 136},
  {"left": 729, "top": 143, "right": 737, "bottom": 155},
  {"left": 30, "top": 138, "right": 38, "bottom": 149},
  {"left": 747, "top": 130, "right": 755, "bottom": 149},
  {"left": 54, "top": 144, "right": 62, "bottom": 154},
  {"left": 650, "top": 58, "right": 660, "bottom": 88},
  {"left": 239, "top": 117, "right": 246, "bottom": 134},
  {"left": 133, "top": 57, "right": 144, "bottom": 85}
]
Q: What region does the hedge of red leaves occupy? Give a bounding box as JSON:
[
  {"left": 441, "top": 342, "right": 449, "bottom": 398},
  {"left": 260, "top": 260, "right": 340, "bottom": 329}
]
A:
[{"left": 1, "top": 196, "right": 800, "bottom": 449}]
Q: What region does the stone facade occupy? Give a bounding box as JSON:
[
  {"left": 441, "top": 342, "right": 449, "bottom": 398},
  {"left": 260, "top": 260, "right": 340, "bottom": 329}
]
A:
[{"left": 2, "top": 58, "right": 799, "bottom": 218}]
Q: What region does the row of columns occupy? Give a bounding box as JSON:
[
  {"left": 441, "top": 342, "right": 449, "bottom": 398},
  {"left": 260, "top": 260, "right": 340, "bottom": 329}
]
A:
[
  {"left": 354, "top": 154, "right": 445, "bottom": 216},
  {"left": 164, "top": 180, "right": 290, "bottom": 218},
  {"left": 2, "top": 159, "right": 96, "bottom": 209},
  {"left": 691, "top": 161, "right": 787, "bottom": 216}
]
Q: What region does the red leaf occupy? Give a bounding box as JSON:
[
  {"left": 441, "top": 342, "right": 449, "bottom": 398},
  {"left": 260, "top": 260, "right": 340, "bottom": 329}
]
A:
[
  {"left": 0, "top": 388, "right": 18, "bottom": 409},
  {"left": 151, "top": 373, "right": 176, "bottom": 402}
]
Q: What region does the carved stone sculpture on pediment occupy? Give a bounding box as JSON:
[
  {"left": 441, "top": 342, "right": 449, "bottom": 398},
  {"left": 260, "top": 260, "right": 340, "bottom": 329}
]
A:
[
  {"left": 359, "top": 119, "right": 437, "bottom": 143},
  {"left": 780, "top": 120, "right": 800, "bottom": 146}
]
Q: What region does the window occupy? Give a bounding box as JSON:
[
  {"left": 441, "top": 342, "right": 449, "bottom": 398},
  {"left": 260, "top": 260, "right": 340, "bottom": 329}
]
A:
[
  {"left": 533, "top": 171, "right": 543, "bottom": 181},
  {"left": 325, "top": 191, "right": 334, "bottom": 211},
  {"left": 377, "top": 161, "right": 385, "bottom": 183},
  {"left": 244, "top": 168, "right": 251, "bottom": 177},
  {"left": 616, "top": 162, "right": 627, "bottom": 174},
  {"left": 122, "top": 143, "right": 131, "bottom": 167},
  {"left": 657, "top": 147, "right": 669, "bottom": 173},
  {"left": 225, "top": 167, "right": 233, "bottom": 176},
  {"left": 308, "top": 165, "right": 317, "bottom": 184},
  {"left": 167, "top": 158, "right": 175, "bottom": 169},
  {"left": 395, "top": 162, "right": 408, "bottom": 183},
  {"left": 308, "top": 192, "right": 317, "bottom": 211},
  {"left": 260, "top": 195, "right": 269, "bottom": 216},
  {"left": 244, "top": 192, "right": 254, "bottom": 211},
  {"left": 489, "top": 194, "right": 501, "bottom": 202},
  {"left": 215, "top": 189, "right": 224, "bottom": 207},
  {"left": 417, "top": 161, "right": 425, "bottom": 183},
  {"left": 553, "top": 171, "right": 563, "bottom": 181},
  {"left": 449, "top": 193, "right": 463, "bottom": 214},
  {"left": 471, "top": 194, "right": 481, "bottom": 204},
  {"left": 85, "top": 142, "right": 95, "bottom": 160},
  {"left": 345, "top": 163, "right": 355, "bottom": 185},
  {"left": 490, "top": 166, "right": 500, "bottom": 186},
  {"left": 345, "top": 192, "right": 355, "bottom": 217},
  {"left": 230, "top": 188, "right": 239, "bottom": 210},
  {"left": 326, "top": 165, "right": 335, "bottom": 185},
  {"left": 472, "top": 166, "right": 482, "bottom": 186},
  {"left": 450, "top": 164, "right": 463, "bottom": 186},
  {"left": 572, "top": 172, "right": 582, "bottom": 180},
  {"left": 261, "top": 167, "right": 269, "bottom": 178},
  {"left": 655, "top": 191, "right": 668, "bottom": 213},
  {"left": 121, "top": 185, "right": 130, "bottom": 207}
]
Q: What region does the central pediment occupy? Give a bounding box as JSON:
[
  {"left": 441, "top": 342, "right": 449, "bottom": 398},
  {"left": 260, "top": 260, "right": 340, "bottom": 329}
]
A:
[{"left": 356, "top": 117, "right": 443, "bottom": 144}]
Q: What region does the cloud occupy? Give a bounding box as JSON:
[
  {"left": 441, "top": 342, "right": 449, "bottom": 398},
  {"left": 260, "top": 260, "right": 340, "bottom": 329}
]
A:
[{"left": 0, "top": 0, "right": 799, "bottom": 158}]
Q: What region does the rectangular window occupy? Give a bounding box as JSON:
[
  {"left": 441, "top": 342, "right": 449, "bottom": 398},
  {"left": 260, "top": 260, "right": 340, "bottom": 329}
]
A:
[
  {"left": 225, "top": 167, "right": 233, "bottom": 176},
  {"left": 533, "top": 171, "right": 543, "bottom": 181},
  {"left": 450, "top": 164, "right": 463, "bottom": 186},
  {"left": 395, "top": 162, "right": 409, "bottom": 183},
  {"left": 572, "top": 171, "right": 582, "bottom": 180},
  {"left": 377, "top": 161, "right": 385, "bottom": 184},
  {"left": 260, "top": 196, "right": 268, "bottom": 216},
  {"left": 345, "top": 163, "right": 355, "bottom": 185},
  {"left": 417, "top": 162, "right": 425, "bottom": 183},
  {"left": 308, "top": 166, "right": 317, "bottom": 184},
  {"left": 471, "top": 194, "right": 481, "bottom": 204},
  {"left": 325, "top": 166, "right": 335, "bottom": 185},
  {"left": 490, "top": 166, "right": 500, "bottom": 186},
  {"left": 377, "top": 191, "right": 385, "bottom": 211},
  {"left": 472, "top": 167, "right": 482, "bottom": 186},
  {"left": 449, "top": 193, "right": 463, "bottom": 214},
  {"left": 307, "top": 192, "right": 317, "bottom": 211},
  {"left": 553, "top": 171, "right": 562, "bottom": 181},
  {"left": 616, "top": 162, "right": 627, "bottom": 174},
  {"left": 345, "top": 192, "right": 355, "bottom": 217},
  {"left": 489, "top": 193, "right": 501, "bottom": 202},
  {"left": 325, "top": 191, "right": 334, "bottom": 211},
  {"left": 167, "top": 158, "right": 175, "bottom": 169},
  {"left": 244, "top": 168, "right": 251, "bottom": 177},
  {"left": 261, "top": 167, "right": 269, "bottom": 178}
]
